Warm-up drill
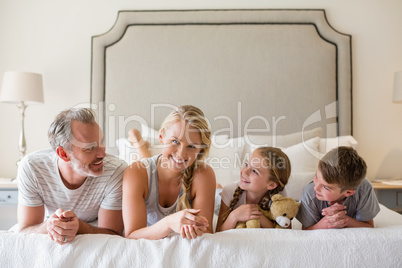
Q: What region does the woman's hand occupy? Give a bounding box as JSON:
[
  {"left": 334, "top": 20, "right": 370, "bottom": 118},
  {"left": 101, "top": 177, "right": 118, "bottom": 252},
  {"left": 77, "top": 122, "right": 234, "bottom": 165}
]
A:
[
  {"left": 166, "top": 209, "right": 209, "bottom": 239},
  {"left": 180, "top": 225, "right": 205, "bottom": 239}
]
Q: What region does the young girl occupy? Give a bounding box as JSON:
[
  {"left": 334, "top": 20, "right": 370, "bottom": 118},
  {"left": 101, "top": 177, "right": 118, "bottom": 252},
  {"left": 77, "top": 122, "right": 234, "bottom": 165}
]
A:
[
  {"left": 123, "top": 105, "right": 216, "bottom": 240},
  {"left": 216, "top": 147, "right": 291, "bottom": 231}
]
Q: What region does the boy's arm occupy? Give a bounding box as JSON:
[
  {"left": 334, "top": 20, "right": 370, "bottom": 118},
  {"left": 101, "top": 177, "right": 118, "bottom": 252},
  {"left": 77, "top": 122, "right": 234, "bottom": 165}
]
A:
[
  {"left": 297, "top": 183, "right": 324, "bottom": 229},
  {"left": 344, "top": 218, "right": 374, "bottom": 228},
  {"left": 303, "top": 203, "right": 346, "bottom": 230},
  {"left": 303, "top": 218, "right": 333, "bottom": 230},
  {"left": 307, "top": 203, "right": 374, "bottom": 229}
]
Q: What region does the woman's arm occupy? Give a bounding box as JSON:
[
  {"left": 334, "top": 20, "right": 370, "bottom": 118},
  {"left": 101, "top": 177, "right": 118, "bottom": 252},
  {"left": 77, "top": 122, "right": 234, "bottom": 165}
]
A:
[
  {"left": 123, "top": 162, "right": 208, "bottom": 240},
  {"left": 189, "top": 164, "right": 216, "bottom": 234},
  {"left": 123, "top": 162, "right": 171, "bottom": 239}
]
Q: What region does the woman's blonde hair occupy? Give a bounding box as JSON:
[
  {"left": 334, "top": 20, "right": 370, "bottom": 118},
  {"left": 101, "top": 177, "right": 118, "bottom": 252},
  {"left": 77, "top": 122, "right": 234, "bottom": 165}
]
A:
[
  {"left": 222, "top": 146, "right": 291, "bottom": 222},
  {"left": 159, "top": 105, "right": 211, "bottom": 211}
]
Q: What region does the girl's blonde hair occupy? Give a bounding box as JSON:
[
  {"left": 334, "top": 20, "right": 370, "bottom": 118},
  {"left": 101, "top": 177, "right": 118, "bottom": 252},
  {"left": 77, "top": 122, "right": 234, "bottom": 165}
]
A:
[
  {"left": 222, "top": 146, "right": 291, "bottom": 222},
  {"left": 159, "top": 105, "right": 211, "bottom": 211}
]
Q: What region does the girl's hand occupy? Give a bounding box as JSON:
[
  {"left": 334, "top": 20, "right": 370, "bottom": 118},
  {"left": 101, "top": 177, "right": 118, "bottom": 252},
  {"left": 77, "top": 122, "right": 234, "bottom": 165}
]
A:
[
  {"left": 231, "top": 204, "right": 262, "bottom": 222},
  {"left": 166, "top": 209, "right": 209, "bottom": 234}
]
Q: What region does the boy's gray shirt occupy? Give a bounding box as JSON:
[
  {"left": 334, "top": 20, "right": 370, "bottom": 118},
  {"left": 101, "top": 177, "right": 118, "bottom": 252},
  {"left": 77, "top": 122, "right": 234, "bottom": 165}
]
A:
[{"left": 296, "top": 178, "right": 380, "bottom": 228}]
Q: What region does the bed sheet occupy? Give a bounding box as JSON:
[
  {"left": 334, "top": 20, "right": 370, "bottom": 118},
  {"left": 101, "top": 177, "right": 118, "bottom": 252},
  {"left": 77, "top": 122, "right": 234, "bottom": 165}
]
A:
[{"left": 1, "top": 205, "right": 401, "bottom": 268}]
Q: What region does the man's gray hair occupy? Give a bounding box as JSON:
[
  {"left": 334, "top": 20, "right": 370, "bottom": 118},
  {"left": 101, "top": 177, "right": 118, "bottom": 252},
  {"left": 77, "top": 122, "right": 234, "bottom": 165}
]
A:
[{"left": 48, "top": 108, "right": 97, "bottom": 151}]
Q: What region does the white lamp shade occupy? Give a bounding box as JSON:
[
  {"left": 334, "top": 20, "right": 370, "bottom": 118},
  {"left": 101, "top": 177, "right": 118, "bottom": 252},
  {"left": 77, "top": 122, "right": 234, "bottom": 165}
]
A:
[
  {"left": 393, "top": 71, "right": 402, "bottom": 103},
  {"left": 0, "top": 71, "right": 44, "bottom": 104}
]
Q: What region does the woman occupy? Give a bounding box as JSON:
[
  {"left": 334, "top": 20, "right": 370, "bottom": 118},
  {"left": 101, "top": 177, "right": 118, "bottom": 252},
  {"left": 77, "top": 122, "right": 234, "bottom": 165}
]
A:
[{"left": 123, "top": 105, "right": 216, "bottom": 240}]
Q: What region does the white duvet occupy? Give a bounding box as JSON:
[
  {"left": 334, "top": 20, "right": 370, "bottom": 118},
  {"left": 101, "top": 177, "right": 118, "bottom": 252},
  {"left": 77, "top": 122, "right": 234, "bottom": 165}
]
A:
[{"left": 1, "top": 205, "right": 402, "bottom": 268}]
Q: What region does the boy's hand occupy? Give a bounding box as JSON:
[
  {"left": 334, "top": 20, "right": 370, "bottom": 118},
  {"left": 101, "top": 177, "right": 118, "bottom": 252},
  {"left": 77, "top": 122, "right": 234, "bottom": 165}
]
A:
[{"left": 322, "top": 203, "right": 348, "bottom": 229}]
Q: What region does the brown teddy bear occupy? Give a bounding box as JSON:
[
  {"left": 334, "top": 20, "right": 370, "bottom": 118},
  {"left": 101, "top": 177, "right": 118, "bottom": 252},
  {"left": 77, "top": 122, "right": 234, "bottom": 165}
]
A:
[{"left": 236, "top": 194, "right": 300, "bottom": 229}]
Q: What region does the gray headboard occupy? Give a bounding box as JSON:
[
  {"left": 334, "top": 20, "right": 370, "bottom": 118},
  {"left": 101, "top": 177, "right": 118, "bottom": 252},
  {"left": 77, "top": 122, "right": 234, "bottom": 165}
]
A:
[{"left": 91, "top": 9, "right": 352, "bottom": 153}]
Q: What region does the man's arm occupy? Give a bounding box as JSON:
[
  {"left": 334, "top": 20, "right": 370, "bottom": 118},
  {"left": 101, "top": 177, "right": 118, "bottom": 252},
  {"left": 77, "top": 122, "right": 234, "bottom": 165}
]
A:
[
  {"left": 44, "top": 208, "right": 122, "bottom": 244},
  {"left": 17, "top": 204, "right": 47, "bottom": 233},
  {"left": 80, "top": 207, "right": 123, "bottom": 235},
  {"left": 51, "top": 208, "right": 122, "bottom": 238},
  {"left": 18, "top": 204, "right": 123, "bottom": 245}
]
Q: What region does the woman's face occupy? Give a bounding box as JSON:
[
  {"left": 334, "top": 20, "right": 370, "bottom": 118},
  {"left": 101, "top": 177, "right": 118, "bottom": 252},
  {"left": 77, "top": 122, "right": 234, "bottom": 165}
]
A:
[{"left": 159, "top": 120, "right": 203, "bottom": 172}]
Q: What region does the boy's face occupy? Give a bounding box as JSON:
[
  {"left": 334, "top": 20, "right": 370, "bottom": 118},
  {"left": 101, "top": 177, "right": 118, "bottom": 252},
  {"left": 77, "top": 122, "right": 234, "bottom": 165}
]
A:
[{"left": 313, "top": 169, "right": 355, "bottom": 203}]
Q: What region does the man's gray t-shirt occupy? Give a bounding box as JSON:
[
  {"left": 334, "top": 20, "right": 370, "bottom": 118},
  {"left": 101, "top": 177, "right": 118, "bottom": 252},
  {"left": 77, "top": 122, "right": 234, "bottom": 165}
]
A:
[
  {"left": 18, "top": 148, "right": 127, "bottom": 222},
  {"left": 296, "top": 178, "right": 380, "bottom": 228}
]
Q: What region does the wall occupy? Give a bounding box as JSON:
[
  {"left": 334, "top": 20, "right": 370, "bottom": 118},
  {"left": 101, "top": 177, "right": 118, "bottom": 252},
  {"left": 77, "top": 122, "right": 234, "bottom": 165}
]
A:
[{"left": 0, "top": 0, "right": 402, "bottom": 181}]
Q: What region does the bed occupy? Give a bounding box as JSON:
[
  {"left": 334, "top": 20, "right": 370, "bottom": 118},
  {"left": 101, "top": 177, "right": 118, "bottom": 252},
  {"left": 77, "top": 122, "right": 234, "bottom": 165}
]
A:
[{"left": 2, "top": 9, "right": 402, "bottom": 267}]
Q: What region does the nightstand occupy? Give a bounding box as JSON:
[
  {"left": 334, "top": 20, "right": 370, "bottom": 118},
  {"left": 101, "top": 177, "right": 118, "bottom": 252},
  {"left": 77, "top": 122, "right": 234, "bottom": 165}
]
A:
[
  {"left": 0, "top": 178, "right": 18, "bottom": 230},
  {"left": 372, "top": 181, "right": 402, "bottom": 214}
]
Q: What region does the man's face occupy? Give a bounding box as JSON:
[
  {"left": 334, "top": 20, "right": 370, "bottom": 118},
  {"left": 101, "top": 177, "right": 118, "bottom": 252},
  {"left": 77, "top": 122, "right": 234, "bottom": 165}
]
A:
[{"left": 68, "top": 121, "right": 106, "bottom": 177}]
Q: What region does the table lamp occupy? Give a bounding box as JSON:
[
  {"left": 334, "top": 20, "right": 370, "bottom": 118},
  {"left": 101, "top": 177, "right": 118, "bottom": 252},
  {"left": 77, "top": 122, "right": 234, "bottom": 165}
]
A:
[
  {"left": 393, "top": 71, "right": 402, "bottom": 103},
  {"left": 0, "top": 71, "right": 44, "bottom": 161}
]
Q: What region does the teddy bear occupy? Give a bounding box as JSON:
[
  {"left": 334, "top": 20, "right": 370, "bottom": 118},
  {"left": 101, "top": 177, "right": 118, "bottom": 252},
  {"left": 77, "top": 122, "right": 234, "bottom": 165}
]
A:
[{"left": 235, "top": 194, "right": 300, "bottom": 229}]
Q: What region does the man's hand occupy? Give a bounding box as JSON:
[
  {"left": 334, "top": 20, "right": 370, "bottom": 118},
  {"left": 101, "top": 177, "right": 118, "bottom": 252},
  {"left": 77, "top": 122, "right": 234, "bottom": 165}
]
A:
[
  {"left": 322, "top": 203, "right": 348, "bottom": 229},
  {"left": 47, "top": 208, "right": 80, "bottom": 244}
]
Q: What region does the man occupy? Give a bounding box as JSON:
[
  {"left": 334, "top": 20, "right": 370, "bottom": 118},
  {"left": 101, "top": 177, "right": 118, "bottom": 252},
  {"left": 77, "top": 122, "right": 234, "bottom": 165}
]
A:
[{"left": 17, "top": 108, "right": 127, "bottom": 244}]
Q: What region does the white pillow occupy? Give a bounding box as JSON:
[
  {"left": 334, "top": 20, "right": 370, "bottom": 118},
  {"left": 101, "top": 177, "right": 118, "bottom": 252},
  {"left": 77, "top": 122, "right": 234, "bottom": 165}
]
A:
[
  {"left": 244, "top": 127, "right": 322, "bottom": 153},
  {"left": 248, "top": 136, "right": 320, "bottom": 173},
  {"left": 282, "top": 172, "right": 315, "bottom": 201},
  {"left": 319, "top": 135, "right": 358, "bottom": 157},
  {"left": 116, "top": 138, "right": 141, "bottom": 164},
  {"left": 206, "top": 136, "right": 246, "bottom": 187},
  {"left": 140, "top": 123, "right": 160, "bottom": 142},
  {"left": 282, "top": 136, "right": 320, "bottom": 173},
  {"left": 282, "top": 137, "right": 320, "bottom": 201}
]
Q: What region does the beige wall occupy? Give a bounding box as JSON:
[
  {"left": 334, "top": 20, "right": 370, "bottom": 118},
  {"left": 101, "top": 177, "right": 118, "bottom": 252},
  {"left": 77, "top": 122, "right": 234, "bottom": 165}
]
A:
[{"left": 1, "top": 0, "right": 402, "bottom": 180}]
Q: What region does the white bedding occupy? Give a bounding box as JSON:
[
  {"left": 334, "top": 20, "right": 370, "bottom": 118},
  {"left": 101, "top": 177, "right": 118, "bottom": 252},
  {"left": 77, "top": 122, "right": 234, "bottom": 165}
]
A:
[{"left": 1, "top": 205, "right": 401, "bottom": 267}]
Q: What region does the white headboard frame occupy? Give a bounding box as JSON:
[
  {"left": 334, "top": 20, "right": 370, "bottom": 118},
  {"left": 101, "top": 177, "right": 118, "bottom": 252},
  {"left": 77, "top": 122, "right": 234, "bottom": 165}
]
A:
[{"left": 91, "top": 9, "right": 352, "bottom": 152}]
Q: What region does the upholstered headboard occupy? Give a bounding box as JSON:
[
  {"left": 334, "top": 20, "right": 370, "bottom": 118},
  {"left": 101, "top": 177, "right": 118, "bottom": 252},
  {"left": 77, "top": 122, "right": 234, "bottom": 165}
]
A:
[{"left": 90, "top": 9, "right": 352, "bottom": 154}]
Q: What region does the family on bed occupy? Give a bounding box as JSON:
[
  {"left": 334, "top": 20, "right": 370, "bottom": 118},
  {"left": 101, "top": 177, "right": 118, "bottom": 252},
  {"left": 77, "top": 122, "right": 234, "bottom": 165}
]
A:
[{"left": 15, "top": 105, "right": 380, "bottom": 244}]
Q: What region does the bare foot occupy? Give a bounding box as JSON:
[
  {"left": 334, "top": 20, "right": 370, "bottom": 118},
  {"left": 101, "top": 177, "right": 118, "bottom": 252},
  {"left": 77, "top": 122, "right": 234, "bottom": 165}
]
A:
[{"left": 127, "top": 129, "right": 151, "bottom": 158}]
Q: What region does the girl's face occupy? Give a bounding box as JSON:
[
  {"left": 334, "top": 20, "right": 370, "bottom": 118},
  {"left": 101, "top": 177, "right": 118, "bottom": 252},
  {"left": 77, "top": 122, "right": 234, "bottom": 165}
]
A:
[
  {"left": 239, "top": 151, "right": 278, "bottom": 194},
  {"left": 159, "top": 120, "right": 203, "bottom": 172}
]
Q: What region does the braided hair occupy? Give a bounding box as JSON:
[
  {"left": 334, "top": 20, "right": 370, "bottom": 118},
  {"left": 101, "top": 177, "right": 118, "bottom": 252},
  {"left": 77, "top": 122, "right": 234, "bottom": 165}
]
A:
[
  {"left": 222, "top": 146, "right": 291, "bottom": 222},
  {"left": 158, "top": 105, "right": 211, "bottom": 212}
]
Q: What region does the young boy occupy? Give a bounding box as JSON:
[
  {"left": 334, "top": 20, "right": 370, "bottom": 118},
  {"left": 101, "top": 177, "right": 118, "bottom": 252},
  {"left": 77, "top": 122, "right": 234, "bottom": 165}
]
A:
[{"left": 297, "top": 146, "right": 380, "bottom": 230}]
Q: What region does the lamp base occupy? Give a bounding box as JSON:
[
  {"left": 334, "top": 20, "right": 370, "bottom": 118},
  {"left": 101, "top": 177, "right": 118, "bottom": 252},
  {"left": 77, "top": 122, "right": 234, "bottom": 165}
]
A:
[{"left": 17, "top": 102, "right": 27, "bottom": 161}]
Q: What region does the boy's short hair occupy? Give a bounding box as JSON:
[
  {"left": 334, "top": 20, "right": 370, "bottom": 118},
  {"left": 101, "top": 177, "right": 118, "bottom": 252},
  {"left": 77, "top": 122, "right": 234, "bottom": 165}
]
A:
[{"left": 318, "top": 146, "right": 367, "bottom": 192}]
